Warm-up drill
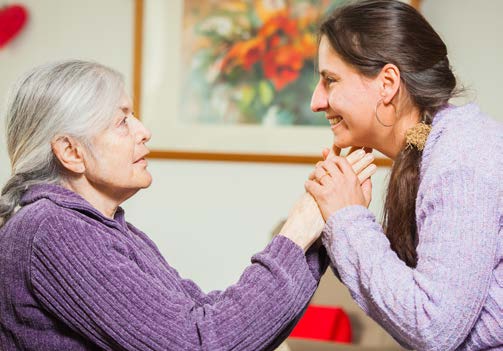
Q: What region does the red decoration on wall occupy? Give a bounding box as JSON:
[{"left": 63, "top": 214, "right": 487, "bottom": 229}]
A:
[{"left": 0, "top": 4, "right": 28, "bottom": 49}]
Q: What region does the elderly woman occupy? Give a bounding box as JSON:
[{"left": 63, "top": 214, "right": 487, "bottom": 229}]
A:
[{"left": 0, "top": 60, "right": 375, "bottom": 351}]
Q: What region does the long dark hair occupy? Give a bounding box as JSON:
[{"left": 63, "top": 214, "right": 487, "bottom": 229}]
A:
[{"left": 319, "top": 0, "right": 459, "bottom": 267}]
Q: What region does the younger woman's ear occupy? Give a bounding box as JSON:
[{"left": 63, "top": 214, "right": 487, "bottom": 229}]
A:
[
  {"left": 378, "top": 63, "right": 401, "bottom": 104},
  {"left": 51, "top": 136, "right": 85, "bottom": 174}
]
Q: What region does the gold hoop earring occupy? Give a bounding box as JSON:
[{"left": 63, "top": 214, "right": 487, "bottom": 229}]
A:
[{"left": 375, "top": 99, "right": 396, "bottom": 127}]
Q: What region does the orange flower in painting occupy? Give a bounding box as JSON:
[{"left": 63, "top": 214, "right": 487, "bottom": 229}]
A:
[
  {"left": 183, "top": 0, "right": 332, "bottom": 126},
  {"left": 257, "top": 12, "right": 307, "bottom": 90},
  {"left": 221, "top": 37, "right": 266, "bottom": 72},
  {"left": 219, "top": 4, "right": 317, "bottom": 91},
  {"left": 259, "top": 11, "right": 299, "bottom": 39},
  {"left": 241, "top": 38, "right": 267, "bottom": 70},
  {"left": 263, "top": 44, "right": 304, "bottom": 91}
]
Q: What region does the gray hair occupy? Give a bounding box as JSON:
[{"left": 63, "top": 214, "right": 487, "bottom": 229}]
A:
[{"left": 0, "top": 60, "right": 125, "bottom": 227}]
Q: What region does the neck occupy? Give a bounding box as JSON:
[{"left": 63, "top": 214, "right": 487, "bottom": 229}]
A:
[
  {"left": 376, "top": 104, "right": 421, "bottom": 160},
  {"left": 61, "top": 177, "right": 123, "bottom": 219}
]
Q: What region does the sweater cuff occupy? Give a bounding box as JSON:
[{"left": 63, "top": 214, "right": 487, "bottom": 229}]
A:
[
  {"left": 260, "top": 235, "right": 318, "bottom": 289},
  {"left": 322, "top": 205, "right": 376, "bottom": 244},
  {"left": 305, "top": 240, "right": 329, "bottom": 282}
]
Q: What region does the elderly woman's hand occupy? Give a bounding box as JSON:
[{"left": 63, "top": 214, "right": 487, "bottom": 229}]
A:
[
  {"left": 279, "top": 149, "right": 375, "bottom": 251},
  {"left": 305, "top": 150, "right": 376, "bottom": 222}
]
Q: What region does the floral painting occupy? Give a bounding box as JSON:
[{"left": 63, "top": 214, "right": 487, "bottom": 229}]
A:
[{"left": 180, "top": 0, "right": 344, "bottom": 127}]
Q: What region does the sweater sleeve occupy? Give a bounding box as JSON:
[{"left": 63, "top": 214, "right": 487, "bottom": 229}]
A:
[
  {"left": 178, "top": 239, "right": 328, "bottom": 308},
  {"left": 322, "top": 169, "right": 500, "bottom": 351},
  {"left": 29, "top": 218, "right": 318, "bottom": 351}
]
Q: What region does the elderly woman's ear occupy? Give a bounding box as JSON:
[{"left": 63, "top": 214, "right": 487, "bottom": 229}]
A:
[{"left": 51, "top": 136, "right": 85, "bottom": 174}]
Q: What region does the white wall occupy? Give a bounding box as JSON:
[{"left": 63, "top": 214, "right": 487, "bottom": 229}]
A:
[
  {"left": 0, "top": 0, "right": 501, "bottom": 292},
  {"left": 422, "top": 0, "right": 503, "bottom": 117}
]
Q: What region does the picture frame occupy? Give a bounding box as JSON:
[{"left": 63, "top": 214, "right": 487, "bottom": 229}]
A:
[{"left": 133, "top": 0, "right": 421, "bottom": 165}]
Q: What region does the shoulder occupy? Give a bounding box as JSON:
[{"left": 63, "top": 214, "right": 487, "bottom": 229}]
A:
[
  {"left": 1, "top": 199, "right": 109, "bottom": 273},
  {"left": 440, "top": 104, "right": 501, "bottom": 155},
  {"left": 423, "top": 104, "right": 502, "bottom": 182},
  {"left": 5, "top": 198, "right": 65, "bottom": 236},
  {"left": 14, "top": 199, "right": 115, "bottom": 251}
]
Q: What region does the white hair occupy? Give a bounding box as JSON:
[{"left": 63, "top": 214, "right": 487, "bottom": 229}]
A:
[{"left": 0, "top": 60, "right": 125, "bottom": 227}]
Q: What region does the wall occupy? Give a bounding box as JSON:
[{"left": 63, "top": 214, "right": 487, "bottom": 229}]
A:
[
  {"left": 0, "top": 0, "right": 501, "bottom": 292},
  {"left": 422, "top": 0, "right": 503, "bottom": 116}
]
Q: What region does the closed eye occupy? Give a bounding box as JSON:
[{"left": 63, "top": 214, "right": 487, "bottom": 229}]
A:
[
  {"left": 325, "top": 76, "right": 337, "bottom": 85},
  {"left": 319, "top": 69, "right": 340, "bottom": 87}
]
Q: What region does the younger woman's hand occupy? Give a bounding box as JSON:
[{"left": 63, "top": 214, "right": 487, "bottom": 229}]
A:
[
  {"left": 280, "top": 149, "right": 375, "bottom": 251},
  {"left": 305, "top": 152, "right": 376, "bottom": 221}
]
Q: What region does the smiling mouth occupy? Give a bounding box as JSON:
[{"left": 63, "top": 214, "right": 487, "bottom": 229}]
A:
[{"left": 328, "top": 116, "right": 343, "bottom": 126}]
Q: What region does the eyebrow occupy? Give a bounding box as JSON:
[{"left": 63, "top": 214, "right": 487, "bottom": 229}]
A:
[{"left": 119, "top": 106, "right": 131, "bottom": 114}]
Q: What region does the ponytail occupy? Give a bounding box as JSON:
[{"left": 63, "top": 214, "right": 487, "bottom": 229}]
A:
[
  {"left": 0, "top": 164, "right": 59, "bottom": 228},
  {"left": 0, "top": 174, "right": 26, "bottom": 227},
  {"left": 383, "top": 146, "right": 422, "bottom": 267}
]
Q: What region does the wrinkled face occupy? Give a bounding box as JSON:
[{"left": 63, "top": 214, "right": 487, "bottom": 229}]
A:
[
  {"left": 311, "top": 35, "right": 381, "bottom": 149},
  {"left": 83, "top": 92, "right": 152, "bottom": 202}
]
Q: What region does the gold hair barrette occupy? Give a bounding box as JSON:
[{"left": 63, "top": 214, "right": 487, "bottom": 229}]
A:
[{"left": 405, "top": 122, "right": 432, "bottom": 151}]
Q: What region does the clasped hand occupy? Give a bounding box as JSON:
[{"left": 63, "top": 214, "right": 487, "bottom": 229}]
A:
[
  {"left": 280, "top": 147, "right": 376, "bottom": 251},
  {"left": 306, "top": 148, "right": 376, "bottom": 221}
]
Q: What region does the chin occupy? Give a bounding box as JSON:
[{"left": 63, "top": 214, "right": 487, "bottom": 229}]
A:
[
  {"left": 140, "top": 174, "right": 153, "bottom": 188},
  {"left": 134, "top": 170, "right": 152, "bottom": 189},
  {"left": 333, "top": 138, "right": 353, "bottom": 150}
]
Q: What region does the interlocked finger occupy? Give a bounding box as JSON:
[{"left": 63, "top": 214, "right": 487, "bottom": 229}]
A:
[
  {"left": 352, "top": 153, "right": 375, "bottom": 174},
  {"left": 321, "top": 158, "right": 341, "bottom": 180},
  {"left": 357, "top": 164, "right": 377, "bottom": 184},
  {"left": 308, "top": 161, "right": 325, "bottom": 180},
  {"left": 345, "top": 148, "right": 366, "bottom": 165},
  {"left": 320, "top": 173, "right": 331, "bottom": 185},
  {"left": 314, "top": 166, "right": 332, "bottom": 185}
]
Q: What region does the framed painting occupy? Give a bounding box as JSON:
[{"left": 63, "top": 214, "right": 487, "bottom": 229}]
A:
[{"left": 133, "top": 0, "right": 421, "bottom": 165}]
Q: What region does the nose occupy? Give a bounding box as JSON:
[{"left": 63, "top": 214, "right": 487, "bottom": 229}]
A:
[
  {"left": 310, "top": 81, "right": 328, "bottom": 112},
  {"left": 134, "top": 117, "right": 152, "bottom": 143}
]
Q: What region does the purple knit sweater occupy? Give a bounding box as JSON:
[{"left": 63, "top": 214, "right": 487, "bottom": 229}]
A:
[
  {"left": 323, "top": 104, "right": 502, "bottom": 351},
  {"left": 0, "top": 184, "right": 327, "bottom": 350}
]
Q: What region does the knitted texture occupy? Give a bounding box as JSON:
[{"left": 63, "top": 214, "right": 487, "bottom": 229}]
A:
[
  {"left": 0, "top": 184, "right": 327, "bottom": 350},
  {"left": 322, "top": 104, "right": 502, "bottom": 351}
]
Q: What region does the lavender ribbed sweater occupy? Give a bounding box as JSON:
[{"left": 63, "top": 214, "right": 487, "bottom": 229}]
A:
[
  {"left": 0, "top": 184, "right": 327, "bottom": 350},
  {"left": 322, "top": 104, "right": 502, "bottom": 351}
]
